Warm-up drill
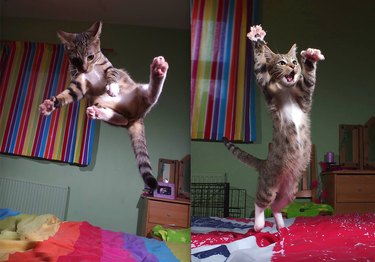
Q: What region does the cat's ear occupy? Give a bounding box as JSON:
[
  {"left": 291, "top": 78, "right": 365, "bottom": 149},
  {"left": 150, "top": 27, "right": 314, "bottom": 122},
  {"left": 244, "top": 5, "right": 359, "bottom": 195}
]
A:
[
  {"left": 264, "top": 45, "right": 276, "bottom": 62},
  {"left": 287, "top": 44, "right": 297, "bottom": 57},
  {"left": 87, "top": 21, "right": 102, "bottom": 39},
  {"left": 57, "top": 31, "right": 74, "bottom": 45}
]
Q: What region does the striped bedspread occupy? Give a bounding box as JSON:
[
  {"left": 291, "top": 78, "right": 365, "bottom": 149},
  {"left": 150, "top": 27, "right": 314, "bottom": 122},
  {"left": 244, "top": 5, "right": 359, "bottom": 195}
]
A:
[
  {"left": 191, "top": 214, "right": 375, "bottom": 261},
  {"left": 1, "top": 209, "right": 178, "bottom": 262}
]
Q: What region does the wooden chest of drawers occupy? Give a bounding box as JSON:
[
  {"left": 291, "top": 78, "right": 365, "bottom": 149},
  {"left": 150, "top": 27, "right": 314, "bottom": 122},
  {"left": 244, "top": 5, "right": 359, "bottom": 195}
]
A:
[
  {"left": 137, "top": 196, "right": 190, "bottom": 237},
  {"left": 322, "top": 170, "right": 375, "bottom": 214}
]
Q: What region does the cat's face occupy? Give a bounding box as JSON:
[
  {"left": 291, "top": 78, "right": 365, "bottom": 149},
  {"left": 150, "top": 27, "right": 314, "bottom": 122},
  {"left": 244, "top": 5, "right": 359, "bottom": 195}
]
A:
[
  {"left": 265, "top": 44, "right": 301, "bottom": 87},
  {"left": 57, "top": 21, "right": 102, "bottom": 73}
]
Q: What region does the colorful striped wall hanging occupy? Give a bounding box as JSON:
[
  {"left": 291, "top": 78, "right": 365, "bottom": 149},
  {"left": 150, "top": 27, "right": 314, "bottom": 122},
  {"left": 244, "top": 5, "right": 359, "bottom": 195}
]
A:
[
  {"left": 0, "top": 41, "right": 95, "bottom": 166},
  {"left": 191, "top": 0, "right": 257, "bottom": 142}
]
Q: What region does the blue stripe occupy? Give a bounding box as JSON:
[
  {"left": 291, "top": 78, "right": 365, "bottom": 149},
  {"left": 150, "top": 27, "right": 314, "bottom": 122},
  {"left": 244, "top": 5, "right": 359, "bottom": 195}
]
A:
[
  {"left": 86, "top": 119, "right": 95, "bottom": 165},
  {"left": 68, "top": 103, "right": 79, "bottom": 163},
  {"left": 143, "top": 237, "right": 179, "bottom": 262},
  {"left": 217, "top": 0, "right": 234, "bottom": 139}
]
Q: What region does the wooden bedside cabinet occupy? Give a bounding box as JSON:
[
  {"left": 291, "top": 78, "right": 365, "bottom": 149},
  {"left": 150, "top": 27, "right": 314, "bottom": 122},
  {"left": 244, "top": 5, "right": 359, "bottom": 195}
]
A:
[
  {"left": 321, "top": 170, "right": 375, "bottom": 214},
  {"left": 137, "top": 196, "right": 190, "bottom": 237}
]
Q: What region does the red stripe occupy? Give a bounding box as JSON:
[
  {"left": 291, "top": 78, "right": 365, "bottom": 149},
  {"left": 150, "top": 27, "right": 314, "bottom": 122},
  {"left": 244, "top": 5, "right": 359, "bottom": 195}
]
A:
[
  {"left": 204, "top": 0, "right": 224, "bottom": 139},
  {"left": 191, "top": 0, "right": 205, "bottom": 117},
  {"left": 224, "top": 1, "right": 242, "bottom": 140}
]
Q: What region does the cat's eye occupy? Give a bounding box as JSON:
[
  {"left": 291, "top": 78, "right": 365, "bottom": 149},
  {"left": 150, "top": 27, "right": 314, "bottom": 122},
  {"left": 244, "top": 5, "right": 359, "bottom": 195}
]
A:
[
  {"left": 71, "top": 57, "right": 83, "bottom": 67},
  {"left": 87, "top": 54, "right": 95, "bottom": 61},
  {"left": 278, "top": 61, "right": 286, "bottom": 65},
  {"left": 292, "top": 60, "right": 297, "bottom": 65}
]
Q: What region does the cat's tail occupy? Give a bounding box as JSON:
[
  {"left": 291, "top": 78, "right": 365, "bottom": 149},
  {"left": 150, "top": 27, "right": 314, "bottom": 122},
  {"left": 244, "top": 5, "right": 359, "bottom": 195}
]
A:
[
  {"left": 222, "top": 137, "right": 264, "bottom": 171},
  {"left": 127, "top": 119, "right": 158, "bottom": 190}
]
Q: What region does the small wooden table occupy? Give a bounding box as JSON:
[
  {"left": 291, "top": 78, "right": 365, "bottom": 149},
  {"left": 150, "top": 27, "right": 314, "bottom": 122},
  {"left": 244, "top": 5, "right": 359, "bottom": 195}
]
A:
[
  {"left": 137, "top": 196, "right": 190, "bottom": 237},
  {"left": 321, "top": 170, "right": 375, "bottom": 214}
]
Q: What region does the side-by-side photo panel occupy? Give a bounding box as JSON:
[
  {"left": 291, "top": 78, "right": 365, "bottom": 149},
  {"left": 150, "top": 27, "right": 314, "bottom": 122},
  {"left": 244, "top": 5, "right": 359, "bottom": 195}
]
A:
[{"left": 191, "top": 0, "right": 375, "bottom": 261}]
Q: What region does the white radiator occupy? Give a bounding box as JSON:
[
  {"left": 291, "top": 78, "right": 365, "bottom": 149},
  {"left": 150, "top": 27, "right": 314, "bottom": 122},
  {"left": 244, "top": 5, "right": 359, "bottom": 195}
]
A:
[{"left": 0, "top": 177, "right": 69, "bottom": 220}]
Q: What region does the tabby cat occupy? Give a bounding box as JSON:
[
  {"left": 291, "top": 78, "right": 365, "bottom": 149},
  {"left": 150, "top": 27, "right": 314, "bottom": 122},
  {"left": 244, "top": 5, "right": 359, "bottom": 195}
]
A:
[
  {"left": 223, "top": 25, "right": 325, "bottom": 231},
  {"left": 39, "top": 21, "right": 169, "bottom": 191}
]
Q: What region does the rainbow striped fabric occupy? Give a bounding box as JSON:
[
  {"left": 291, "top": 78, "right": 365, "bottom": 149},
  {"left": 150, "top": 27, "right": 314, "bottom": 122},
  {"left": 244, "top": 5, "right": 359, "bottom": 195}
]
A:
[
  {"left": 0, "top": 41, "right": 95, "bottom": 166},
  {"left": 191, "top": 0, "right": 256, "bottom": 142}
]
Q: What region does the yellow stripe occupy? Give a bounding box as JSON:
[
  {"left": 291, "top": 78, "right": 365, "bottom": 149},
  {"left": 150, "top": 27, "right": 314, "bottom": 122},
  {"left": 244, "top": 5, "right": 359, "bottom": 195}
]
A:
[{"left": 235, "top": 1, "right": 248, "bottom": 140}]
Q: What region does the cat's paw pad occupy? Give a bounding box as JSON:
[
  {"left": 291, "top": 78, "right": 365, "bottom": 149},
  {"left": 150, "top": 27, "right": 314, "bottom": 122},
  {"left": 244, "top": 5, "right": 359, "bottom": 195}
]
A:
[
  {"left": 151, "top": 56, "right": 169, "bottom": 78},
  {"left": 106, "top": 83, "right": 120, "bottom": 97},
  {"left": 39, "top": 99, "right": 55, "bottom": 116},
  {"left": 86, "top": 106, "right": 100, "bottom": 119},
  {"left": 247, "top": 25, "right": 266, "bottom": 43},
  {"left": 301, "top": 48, "right": 325, "bottom": 62},
  {"left": 254, "top": 221, "right": 265, "bottom": 232}
]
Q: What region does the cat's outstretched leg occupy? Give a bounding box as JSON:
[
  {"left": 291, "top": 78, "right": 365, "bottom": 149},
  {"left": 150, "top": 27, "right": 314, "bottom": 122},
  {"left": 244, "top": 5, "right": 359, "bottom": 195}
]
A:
[
  {"left": 86, "top": 106, "right": 128, "bottom": 126},
  {"left": 271, "top": 191, "right": 294, "bottom": 230},
  {"left": 39, "top": 98, "right": 56, "bottom": 116},
  {"left": 273, "top": 212, "right": 285, "bottom": 230},
  {"left": 254, "top": 204, "right": 266, "bottom": 232},
  {"left": 39, "top": 74, "right": 87, "bottom": 116},
  {"left": 297, "top": 48, "right": 325, "bottom": 112},
  {"left": 300, "top": 48, "right": 325, "bottom": 62},
  {"left": 247, "top": 24, "right": 266, "bottom": 44},
  {"left": 147, "top": 56, "right": 169, "bottom": 104}
]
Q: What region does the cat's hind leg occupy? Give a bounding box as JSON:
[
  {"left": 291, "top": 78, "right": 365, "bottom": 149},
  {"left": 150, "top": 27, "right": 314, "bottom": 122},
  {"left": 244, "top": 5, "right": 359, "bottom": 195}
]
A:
[
  {"left": 86, "top": 106, "right": 128, "bottom": 126},
  {"left": 271, "top": 194, "right": 291, "bottom": 230},
  {"left": 146, "top": 56, "right": 169, "bottom": 104},
  {"left": 254, "top": 204, "right": 266, "bottom": 232}
]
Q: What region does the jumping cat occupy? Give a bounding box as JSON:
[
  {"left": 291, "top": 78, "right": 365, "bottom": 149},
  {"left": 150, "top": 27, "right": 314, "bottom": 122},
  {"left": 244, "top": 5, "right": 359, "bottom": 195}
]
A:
[
  {"left": 223, "top": 25, "right": 325, "bottom": 231},
  {"left": 39, "top": 21, "right": 169, "bottom": 191}
]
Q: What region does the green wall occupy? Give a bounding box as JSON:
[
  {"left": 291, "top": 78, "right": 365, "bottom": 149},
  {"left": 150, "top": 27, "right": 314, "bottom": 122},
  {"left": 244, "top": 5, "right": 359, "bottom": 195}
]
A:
[
  {"left": 0, "top": 18, "right": 190, "bottom": 234},
  {"left": 191, "top": 0, "right": 375, "bottom": 215}
]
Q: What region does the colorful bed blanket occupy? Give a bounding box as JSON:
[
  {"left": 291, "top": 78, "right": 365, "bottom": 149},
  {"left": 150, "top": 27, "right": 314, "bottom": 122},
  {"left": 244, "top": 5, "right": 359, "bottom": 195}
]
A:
[
  {"left": 191, "top": 214, "right": 375, "bottom": 261},
  {"left": 1, "top": 209, "right": 178, "bottom": 262}
]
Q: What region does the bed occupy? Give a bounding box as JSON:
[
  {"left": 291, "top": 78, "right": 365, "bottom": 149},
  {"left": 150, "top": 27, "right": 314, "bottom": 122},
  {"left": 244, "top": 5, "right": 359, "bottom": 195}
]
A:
[
  {"left": 0, "top": 208, "right": 186, "bottom": 262},
  {"left": 191, "top": 214, "right": 375, "bottom": 261}
]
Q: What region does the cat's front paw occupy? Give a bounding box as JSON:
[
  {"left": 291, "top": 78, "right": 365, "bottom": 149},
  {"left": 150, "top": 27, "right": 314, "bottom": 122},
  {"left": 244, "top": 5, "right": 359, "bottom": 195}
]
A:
[
  {"left": 106, "top": 83, "right": 120, "bottom": 97},
  {"left": 247, "top": 25, "right": 266, "bottom": 43},
  {"left": 86, "top": 106, "right": 100, "bottom": 119},
  {"left": 39, "top": 99, "right": 55, "bottom": 116},
  {"left": 151, "top": 56, "right": 169, "bottom": 78},
  {"left": 301, "top": 48, "right": 325, "bottom": 62}
]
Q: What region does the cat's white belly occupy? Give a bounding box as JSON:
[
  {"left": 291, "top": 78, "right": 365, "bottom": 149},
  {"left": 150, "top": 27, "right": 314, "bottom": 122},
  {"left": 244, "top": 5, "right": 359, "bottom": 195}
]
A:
[
  {"left": 84, "top": 70, "right": 106, "bottom": 88},
  {"left": 282, "top": 101, "right": 304, "bottom": 144}
]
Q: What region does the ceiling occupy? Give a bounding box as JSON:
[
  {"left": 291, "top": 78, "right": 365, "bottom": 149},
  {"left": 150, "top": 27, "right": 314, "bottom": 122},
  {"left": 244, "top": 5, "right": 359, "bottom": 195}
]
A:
[{"left": 0, "top": 0, "right": 190, "bottom": 29}]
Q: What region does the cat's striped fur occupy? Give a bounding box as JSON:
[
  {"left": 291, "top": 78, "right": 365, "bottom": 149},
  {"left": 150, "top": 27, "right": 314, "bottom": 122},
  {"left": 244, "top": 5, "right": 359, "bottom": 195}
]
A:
[
  {"left": 223, "top": 25, "right": 324, "bottom": 231},
  {"left": 39, "top": 21, "right": 169, "bottom": 191}
]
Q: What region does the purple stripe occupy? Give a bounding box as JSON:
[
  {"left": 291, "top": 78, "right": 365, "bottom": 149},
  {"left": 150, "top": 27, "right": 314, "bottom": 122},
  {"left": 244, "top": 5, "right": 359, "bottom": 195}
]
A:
[{"left": 123, "top": 233, "right": 158, "bottom": 262}]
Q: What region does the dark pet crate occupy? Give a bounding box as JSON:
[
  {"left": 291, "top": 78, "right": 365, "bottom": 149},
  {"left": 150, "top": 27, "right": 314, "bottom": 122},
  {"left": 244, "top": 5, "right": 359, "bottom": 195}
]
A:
[
  {"left": 191, "top": 183, "right": 230, "bottom": 217},
  {"left": 191, "top": 183, "right": 247, "bottom": 218}
]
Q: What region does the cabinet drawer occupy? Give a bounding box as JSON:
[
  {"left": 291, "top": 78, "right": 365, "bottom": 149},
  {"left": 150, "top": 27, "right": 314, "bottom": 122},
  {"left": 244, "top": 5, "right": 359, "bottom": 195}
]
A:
[
  {"left": 336, "top": 175, "right": 375, "bottom": 202},
  {"left": 335, "top": 203, "right": 375, "bottom": 214},
  {"left": 148, "top": 200, "right": 189, "bottom": 227}
]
